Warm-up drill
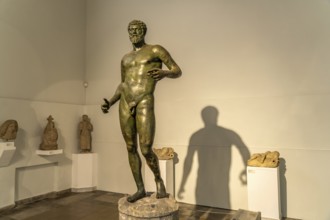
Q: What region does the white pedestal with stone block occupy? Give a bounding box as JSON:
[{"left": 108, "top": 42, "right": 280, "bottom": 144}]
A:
[
  {"left": 118, "top": 193, "right": 179, "bottom": 220},
  {"left": 145, "top": 159, "right": 174, "bottom": 196},
  {"left": 72, "top": 153, "right": 97, "bottom": 192},
  {"left": 247, "top": 166, "right": 281, "bottom": 220},
  {"left": 0, "top": 142, "right": 16, "bottom": 167}
]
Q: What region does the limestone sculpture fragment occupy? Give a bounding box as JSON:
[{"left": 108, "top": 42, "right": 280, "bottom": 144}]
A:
[
  {"left": 247, "top": 151, "right": 280, "bottom": 168},
  {"left": 153, "top": 147, "right": 175, "bottom": 160},
  {"left": 0, "top": 120, "right": 18, "bottom": 141}
]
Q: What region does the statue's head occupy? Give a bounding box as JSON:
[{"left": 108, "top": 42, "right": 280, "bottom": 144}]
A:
[
  {"left": 128, "top": 20, "right": 147, "bottom": 44},
  {"left": 82, "top": 114, "right": 90, "bottom": 122}
]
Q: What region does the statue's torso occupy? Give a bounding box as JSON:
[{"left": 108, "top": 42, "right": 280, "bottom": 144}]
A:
[{"left": 121, "top": 45, "right": 162, "bottom": 104}]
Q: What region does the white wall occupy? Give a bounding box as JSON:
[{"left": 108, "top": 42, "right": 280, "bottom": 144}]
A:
[
  {"left": 85, "top": 0, "right": 330, "bottom": 219},
  {"left": 0, "top": 0, "right": 85, "bottom": 208}
]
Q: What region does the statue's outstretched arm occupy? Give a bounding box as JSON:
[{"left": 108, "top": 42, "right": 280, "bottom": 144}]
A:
[{"left": 101, "top": 84, "right": 122, "bottom": 114}]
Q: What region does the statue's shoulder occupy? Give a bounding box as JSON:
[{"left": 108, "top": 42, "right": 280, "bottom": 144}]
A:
[
  {"left": 121, "top": 51, "right": 135, "bottom": 64},
  {"left": 122, "top": 51, "right": 133, "bottom": 59},
  {"left": 149, "top": 44, "right": 170, "bottom": 57},
  {"left": 150, "top": 44, "right": 165, "bottom": 52}
]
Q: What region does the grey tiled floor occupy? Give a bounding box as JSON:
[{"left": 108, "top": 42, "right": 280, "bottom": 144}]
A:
[{"left": 0, "top": 191, "right": 298, "bottom": 220}]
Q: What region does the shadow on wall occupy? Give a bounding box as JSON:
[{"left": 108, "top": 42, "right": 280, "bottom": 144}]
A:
[{"left": 178, "top": 106, "right": 251, "bottom": 210}]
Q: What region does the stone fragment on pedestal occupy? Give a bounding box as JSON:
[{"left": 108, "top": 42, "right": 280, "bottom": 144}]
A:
[{"left": 118, "top": 193, "right": 179, "bottom": 220}]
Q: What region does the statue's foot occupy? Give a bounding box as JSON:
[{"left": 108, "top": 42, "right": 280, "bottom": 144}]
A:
[
  {"left": 156, "top": 179, "right": 168, "bottom": 199},
  {"left": 127, "top": 189, "right": 146, "bottom": 203}
]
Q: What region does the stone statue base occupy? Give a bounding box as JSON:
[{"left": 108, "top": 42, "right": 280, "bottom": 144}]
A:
[
  {"left": 118, "top": 193, "right": 179, "bottom": 220},
  {"left": 36, "top": 149, "right": 63, "bottom": 155}
]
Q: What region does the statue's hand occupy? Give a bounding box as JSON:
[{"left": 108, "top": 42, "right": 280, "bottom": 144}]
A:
[
  {"left": 147, "top": 68, "right": 167, "bottom": 81},
  {"left": 101, "top": 98, "right": 110, "bottom": 113}
]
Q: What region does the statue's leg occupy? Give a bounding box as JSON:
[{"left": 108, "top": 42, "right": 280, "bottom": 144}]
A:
[
  {"left": 119, "top": 100, "right": 146, "bottom": 202},
  {"left": 136, "top": 96, "right": 167, "bottom": 199}
]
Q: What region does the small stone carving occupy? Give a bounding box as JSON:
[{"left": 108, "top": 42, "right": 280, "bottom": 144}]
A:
[
  {"left": 39, "top": 115, "right": 58, "bottom": 150},
  {"left": 153, "top": 147, "right": 175, "bottom": 160},
  {"left": 78, "top": 115, "right": 93, "bottom": 153},
  {"left": 247, "top": 151, "right": 280, "bottom": 168},
  {"left": 0, "top": 120, "right": 18, "bottom": 141}
]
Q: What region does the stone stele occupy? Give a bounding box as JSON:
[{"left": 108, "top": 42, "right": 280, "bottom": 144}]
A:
[{"left": 118, "top": 193, "right": 179, "bottom": 220}]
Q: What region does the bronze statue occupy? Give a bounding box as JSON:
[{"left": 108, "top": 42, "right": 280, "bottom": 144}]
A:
[
  {"left": 78, "top": 115, "right": 93, "bottom": 153},
  {"left": 0, "top": 120, "right": 18, "bottom": 141},
  {"left": 101, "top": 20, "right": 182, "bottom": 202},
  {"left": 40, "top": 115, "right": 58, "bottom": 150}
]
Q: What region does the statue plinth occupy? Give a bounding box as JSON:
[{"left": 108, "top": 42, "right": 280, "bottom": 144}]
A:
[
  {"left": 72, "top": 153, "right": 97, "bottom": 192},
  {"left": 118, "top": 193, "right": 179, "bottom": 220},
  {"left": 36, "top": 149, "right": 63, "bottom": 156}
]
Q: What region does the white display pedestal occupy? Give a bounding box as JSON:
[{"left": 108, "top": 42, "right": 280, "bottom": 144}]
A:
[
  {"left": 36, "top": 149, "right": 63, "bottom": 155},
  {"left": 72, "top": 153, "right": 97, "bottom": 192},
  {"left": 145, "top": 159, "right": 174, "bottom": 196},
  {"left": 247, "top": 166, "right": 281, "bottom": 220},
  {"left": 0, "top": 142, "right": 16, "bottom": 167}
]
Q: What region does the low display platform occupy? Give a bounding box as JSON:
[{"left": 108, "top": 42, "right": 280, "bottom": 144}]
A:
[{"left": 118, "top": 193, "right": 179, "bottom": 220}]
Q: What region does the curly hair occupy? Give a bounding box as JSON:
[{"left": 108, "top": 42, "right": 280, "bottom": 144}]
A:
[{"left": 128, "top": 20, "right": 147, "bottom": 35}]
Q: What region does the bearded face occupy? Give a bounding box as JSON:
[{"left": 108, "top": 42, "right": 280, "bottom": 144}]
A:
[{"left": 128, "top": 24, "right": 145, "bottom": 44}]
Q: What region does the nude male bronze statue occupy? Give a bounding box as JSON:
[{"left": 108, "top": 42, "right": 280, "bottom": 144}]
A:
[{"left": 101, "top": 20, "right": 182, "bottom": 203}]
